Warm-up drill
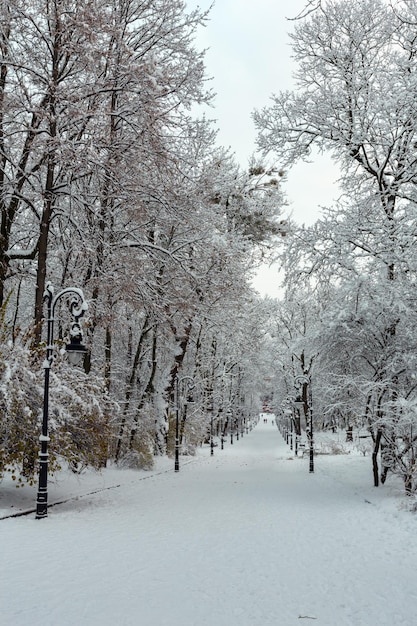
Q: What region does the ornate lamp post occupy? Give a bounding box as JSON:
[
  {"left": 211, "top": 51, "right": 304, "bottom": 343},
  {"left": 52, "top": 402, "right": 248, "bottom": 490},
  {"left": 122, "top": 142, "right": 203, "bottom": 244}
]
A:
[
  {"left": 174, "top": 375, "right": 194, "bottom": 472},
  {"left": 295, "top": 374, "right": 314, "bottom": 473},
  {"left": 307, "top": 380, "right": 314, "bottom": 473},
  {"left": 36, "top": 282, "right": 88, "bottom": 519},
  {"left": 293, "top": 398, "right": 304, "bottom": 457},
  {"left": 219, "top": 409, "right": 224, "bottom": 450},
  {"left": 210, "top": 410, "right": 214, "bottom": 456}
]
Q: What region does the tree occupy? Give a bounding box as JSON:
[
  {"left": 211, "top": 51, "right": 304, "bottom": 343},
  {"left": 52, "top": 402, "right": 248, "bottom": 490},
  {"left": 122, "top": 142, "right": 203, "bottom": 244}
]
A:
[
  {"left": 254, "top": 0, "right": 417, "bottom": 282},
  {"left": 254, "top": 0, "right": 417, "bottom": 493},
  {"left": 0, "top": 0, "right": 109, "bottom": 338},
  {"left": 0, "top": 0, "right": 286, "bottom": 484}
]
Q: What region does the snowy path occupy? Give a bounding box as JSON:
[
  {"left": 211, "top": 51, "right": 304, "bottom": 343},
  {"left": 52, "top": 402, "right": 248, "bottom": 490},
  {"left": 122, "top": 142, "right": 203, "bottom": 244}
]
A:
[{"left": 2, "top": 421, "right": 417, "bottom": 626}]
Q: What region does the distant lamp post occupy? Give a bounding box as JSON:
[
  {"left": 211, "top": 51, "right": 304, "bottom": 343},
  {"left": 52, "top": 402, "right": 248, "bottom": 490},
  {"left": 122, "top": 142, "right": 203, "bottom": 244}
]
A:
[
  {"left": 294, "top": 374, "right": 314, "bottom": 473},
  {"left": 229, "top": 408, "right": 234, "bottom": 445},
  {"left": 293, "top": 397, "right": 304, "bottom": 456},
  {"left": 210, "top": 411, "right": 214, "bottom": 456},
  {"left": 219, "top": 409, "right": 224, "bottom": 450},
  {"left": 308, "top": 394, "right": 314, "bottom": 473},
  {"left": 308, "top": 383, "right": 314, "bottom": 473},
  {"left": 174, "top": 375, "right": 194, "bottom": 472},
  {"left": 36, "top": 282, "right": 88, "bottom": 519},
  {"left": 174, "top": 377, "right": 181, "bottom": 472}
]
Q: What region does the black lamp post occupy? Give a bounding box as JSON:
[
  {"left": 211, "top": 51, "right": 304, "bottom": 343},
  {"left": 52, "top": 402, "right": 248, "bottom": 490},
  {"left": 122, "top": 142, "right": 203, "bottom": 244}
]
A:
[
  {"left": 294, "top": 373, "right": 314, "bottom": 473},
  {"left": 174, "top": 375, "right": 194, "bottom": 472},
  {"left": 294, "top": 398, "right": 304, "bottom": 457},
  {"left": 219, "top": 409, "right": 224, "bottom": 450},
  {"left": 174, "top": 376, "right": 180, "bottom": 472},
  {"left": 36, "top": 282, "right": 88, "bottom": 519},
  {"left": 174, "top": 377, "right": 180, "bottom": 472},
  {"left": 210, "top": 412, "right": 214, "bottom": 456},
  {"left": 308, "top": 386, "right": 314, "bottom": 473}
]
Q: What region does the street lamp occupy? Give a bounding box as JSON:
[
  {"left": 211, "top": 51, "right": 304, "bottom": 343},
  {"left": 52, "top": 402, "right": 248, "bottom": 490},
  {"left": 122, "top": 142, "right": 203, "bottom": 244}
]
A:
[
  {"left": 294, "top": 374, "right": 314, "bottom": 473},
  {"left": 307, "top": 382, "right": 314, "bottom": 473},
  {"left": 210, "top": 410, "right": 214, "bottom": 456},
  {"left": 174, "top": 375, "right": 194, "bottom": 472},
  {"left": 36, "top": 282, "right": 88, "bottom": 519},
  {"left": 294, "top": 398, "right": 304, "bottom": 457},
  {"left": 219, "top": 410, "right": 224, "bottom": 449}
]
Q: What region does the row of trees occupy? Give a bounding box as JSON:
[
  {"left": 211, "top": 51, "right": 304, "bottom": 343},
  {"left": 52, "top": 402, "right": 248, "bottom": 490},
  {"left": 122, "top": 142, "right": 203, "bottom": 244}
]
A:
[
  {"left": 0, "top": 0, "right": 285, "bottom": 483},
  {"left": 256, "top": 0, "right": 417, "bottom": 494},
  {"left": 6, "top": 0, "right": 417, "bottom": 501}
]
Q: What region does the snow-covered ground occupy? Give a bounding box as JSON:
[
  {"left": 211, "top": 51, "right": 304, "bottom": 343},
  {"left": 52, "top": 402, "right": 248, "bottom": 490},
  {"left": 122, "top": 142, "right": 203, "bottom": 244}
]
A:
[{"left": 1, "top": 418, "right": 417, "bottom": 626}]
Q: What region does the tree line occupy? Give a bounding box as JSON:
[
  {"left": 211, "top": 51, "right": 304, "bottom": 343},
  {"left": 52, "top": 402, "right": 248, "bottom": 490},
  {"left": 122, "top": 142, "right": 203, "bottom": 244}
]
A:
[
  {"left": 0, "top": 0, "right": 284, "bottom": 484},
  {"left": 4, "top": 0, "right": 417, "bottom": 500},
  {"left": 256, "top": 0, "right": 417, "bottom": 495}
]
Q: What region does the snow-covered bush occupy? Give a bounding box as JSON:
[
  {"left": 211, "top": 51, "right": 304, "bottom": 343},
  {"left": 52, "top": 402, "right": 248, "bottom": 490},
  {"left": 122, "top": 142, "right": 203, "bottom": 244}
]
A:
[
  {"left": 0, "top": 316, "right": 116, "bottom": 485},
  {"left": 315, "top": 438, "right": 349, "bottom": 456},
  {"left": 0, "top": 336, "right": 43, "bottom": 485},
  {"left": 48, "top": 358, "right": 115, "bottom": 474}
]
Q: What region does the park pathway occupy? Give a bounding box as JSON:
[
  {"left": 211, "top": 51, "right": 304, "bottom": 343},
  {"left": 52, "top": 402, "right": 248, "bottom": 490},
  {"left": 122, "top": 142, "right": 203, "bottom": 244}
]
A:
[{"left": 1, "top": 420, "right": 417, "bottom": 626}]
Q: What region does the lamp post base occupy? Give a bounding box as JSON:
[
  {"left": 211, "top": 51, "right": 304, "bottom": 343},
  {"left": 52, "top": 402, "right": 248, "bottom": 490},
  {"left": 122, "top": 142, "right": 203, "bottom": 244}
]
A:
[
  {"left": 36, "top": 496, "right": 48, "bottom": 519},
  {"left": 175, "top": 444, "right": 179, "bottom": 472}
]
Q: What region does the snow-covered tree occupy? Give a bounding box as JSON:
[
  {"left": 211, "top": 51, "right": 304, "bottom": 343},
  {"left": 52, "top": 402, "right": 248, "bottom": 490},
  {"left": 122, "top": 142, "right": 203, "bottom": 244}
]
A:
[
  {"left": 254, "top": 0, "right": 417, "bottom": 493},
  {"left": 0, "top": 0, "right": 287, "bottom": 483}
]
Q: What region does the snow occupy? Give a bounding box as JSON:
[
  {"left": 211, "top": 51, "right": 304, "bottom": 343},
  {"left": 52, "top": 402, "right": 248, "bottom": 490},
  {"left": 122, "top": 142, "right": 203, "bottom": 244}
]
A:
[{"left": 1, "top": 418, "right": 417, "bottom": 626}]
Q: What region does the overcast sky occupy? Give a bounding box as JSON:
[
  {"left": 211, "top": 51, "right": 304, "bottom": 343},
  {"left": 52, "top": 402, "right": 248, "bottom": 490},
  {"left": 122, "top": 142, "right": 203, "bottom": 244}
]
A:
[
  {"left": 186, "top": 0, "right": 341, "bottom": 296},
  {"left": 186, "top": 0, "right": 340, "bottom": 226}
]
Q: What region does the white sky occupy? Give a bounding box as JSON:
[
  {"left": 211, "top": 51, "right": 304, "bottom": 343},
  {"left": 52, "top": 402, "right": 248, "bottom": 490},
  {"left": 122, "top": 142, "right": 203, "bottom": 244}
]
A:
[
  {"left": 187, "top": 0, "right": 341, "bottom": 220},
  {"left": 186, "top": 0, "right": 341, "bottom": 296}
]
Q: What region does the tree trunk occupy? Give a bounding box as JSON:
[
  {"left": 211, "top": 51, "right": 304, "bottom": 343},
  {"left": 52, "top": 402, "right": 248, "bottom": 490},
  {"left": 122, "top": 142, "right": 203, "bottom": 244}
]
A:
[
  {"left": 34, "top": 156, "right": 55, "bottom": 344},
  {"left": 130, "top": 325, "right": 158, "bottom": 452},
  {"left": 115, "top": 315, "right": 151, "bottom": 461},
  {"left": 104, "top": 325, "right": 112, "bottom": 391},
  {"left": 372, "top": 430, "right": 382, "bottom": 487}
]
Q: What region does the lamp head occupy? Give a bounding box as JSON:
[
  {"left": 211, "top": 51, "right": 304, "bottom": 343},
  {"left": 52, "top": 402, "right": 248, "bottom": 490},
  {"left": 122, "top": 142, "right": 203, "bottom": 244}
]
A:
[
  {"left": 294, "top": 396, "right": 304, "bottom": 410},
  {"left": 65, "top": 325, "right": 88, "bottom": 367}
]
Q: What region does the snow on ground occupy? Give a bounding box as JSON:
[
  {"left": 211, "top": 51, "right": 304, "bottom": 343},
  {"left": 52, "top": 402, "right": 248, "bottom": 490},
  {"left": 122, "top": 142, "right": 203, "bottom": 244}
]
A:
[{"left": 1, "top": 417, "right": 417, "bottom": 626}]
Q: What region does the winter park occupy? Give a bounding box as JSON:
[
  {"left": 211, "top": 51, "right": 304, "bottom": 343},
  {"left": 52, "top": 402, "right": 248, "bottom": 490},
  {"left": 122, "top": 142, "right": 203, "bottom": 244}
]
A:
[{"left": 3, "top": 0, "right": 417, "bottom": 624}]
